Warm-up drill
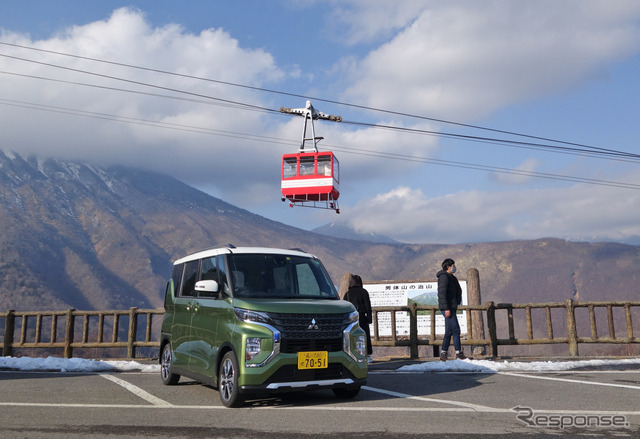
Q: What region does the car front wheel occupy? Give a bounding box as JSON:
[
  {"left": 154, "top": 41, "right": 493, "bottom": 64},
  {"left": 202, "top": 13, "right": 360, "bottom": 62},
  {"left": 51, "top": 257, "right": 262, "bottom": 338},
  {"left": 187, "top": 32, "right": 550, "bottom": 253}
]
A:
[
  {"left": 218, "top": 351, "right": 244, "bottom": 408},
  {"left": 160, "top": 344, "right": 180, "bottom": 385}
]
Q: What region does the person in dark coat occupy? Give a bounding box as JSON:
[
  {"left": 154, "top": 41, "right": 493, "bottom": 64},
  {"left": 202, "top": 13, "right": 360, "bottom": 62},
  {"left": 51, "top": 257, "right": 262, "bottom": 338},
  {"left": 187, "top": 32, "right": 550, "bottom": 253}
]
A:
[
  {"left": 437, "top": 258, "right": 465, "bottom": 361},
  {"left": 345, "top": 274, "right": 373, "bottom": 363}
]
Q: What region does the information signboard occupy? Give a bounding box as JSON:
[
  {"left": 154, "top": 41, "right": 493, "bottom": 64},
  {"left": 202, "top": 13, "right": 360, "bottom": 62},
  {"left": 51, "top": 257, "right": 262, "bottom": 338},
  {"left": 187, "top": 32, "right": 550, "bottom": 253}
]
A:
[{"left": 365, "top": 281, "right": 468, "bottom": 337}]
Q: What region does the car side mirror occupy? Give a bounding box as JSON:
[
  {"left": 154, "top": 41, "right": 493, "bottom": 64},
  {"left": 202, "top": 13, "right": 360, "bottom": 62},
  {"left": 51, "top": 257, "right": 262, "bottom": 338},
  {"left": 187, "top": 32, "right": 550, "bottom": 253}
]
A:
[{"left": 195, "top": 280, "right": 219, "bottom": 294}]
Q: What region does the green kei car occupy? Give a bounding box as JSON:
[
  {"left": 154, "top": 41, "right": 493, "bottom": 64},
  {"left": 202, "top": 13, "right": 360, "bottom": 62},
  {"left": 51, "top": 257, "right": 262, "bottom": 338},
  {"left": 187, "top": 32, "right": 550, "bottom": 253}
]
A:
[{"left": 160, "top": 246, "right": 368, "bottom": 407}]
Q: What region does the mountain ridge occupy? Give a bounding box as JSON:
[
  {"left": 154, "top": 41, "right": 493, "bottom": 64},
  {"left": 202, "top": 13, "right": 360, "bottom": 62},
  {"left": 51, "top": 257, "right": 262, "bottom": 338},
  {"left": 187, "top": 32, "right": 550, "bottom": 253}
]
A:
[{"left": 1, "top": 151, "right": 639, "bottom": 317}]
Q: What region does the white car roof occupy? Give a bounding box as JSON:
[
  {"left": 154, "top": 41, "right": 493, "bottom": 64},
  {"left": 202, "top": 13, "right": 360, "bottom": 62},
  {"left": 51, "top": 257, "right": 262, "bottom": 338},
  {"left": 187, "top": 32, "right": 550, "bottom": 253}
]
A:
[{"left": 173, "top": 246, "right": 315, "bottom": 265}]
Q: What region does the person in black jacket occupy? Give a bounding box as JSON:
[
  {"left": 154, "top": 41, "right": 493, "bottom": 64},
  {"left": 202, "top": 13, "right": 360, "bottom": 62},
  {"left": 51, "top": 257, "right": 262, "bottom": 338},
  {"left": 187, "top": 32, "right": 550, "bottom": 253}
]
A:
[
  {"left": 345, "top": 274, "right": 373, "bottom": 363},
  {"left": 437, "top": 258, "right": 465, "bottom": 361}
]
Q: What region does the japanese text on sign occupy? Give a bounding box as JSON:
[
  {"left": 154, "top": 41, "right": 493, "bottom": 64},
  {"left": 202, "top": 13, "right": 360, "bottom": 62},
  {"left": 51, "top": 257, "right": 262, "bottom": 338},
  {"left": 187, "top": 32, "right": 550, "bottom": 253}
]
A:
[{"left": 365, "top": 281, "right": 468, "bottom": 336}]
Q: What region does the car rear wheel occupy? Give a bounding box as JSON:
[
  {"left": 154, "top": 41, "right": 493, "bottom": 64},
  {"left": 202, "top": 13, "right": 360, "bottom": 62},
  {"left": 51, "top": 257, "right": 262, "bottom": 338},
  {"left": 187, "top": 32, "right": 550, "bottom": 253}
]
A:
[
  {"left": 219, "top": 351, "right": 244, "bottom": 408},
  {"left": 160, "top": 344, "right": 180, "bottom": 385}
]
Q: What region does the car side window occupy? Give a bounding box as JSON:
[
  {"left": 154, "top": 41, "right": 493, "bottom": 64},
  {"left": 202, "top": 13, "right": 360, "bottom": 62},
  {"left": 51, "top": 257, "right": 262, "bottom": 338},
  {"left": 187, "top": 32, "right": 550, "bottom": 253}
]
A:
[
  {"left": 217, "top": 254, "right": 231, "bottom": 297},
  {"left": 181, "top": 260, "right": 199, "bottom": 297},
  {"left": 172, "top": 263, "right": 184, "bottom": 296}
]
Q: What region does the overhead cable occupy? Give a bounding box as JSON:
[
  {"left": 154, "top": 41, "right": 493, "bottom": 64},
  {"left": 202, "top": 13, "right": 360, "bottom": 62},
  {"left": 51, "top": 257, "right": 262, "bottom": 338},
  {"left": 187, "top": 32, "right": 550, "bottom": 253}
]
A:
[
  {"left": 2, "top": 97, "right": 639, "bottom": 191},
  {"left": 0, "top": 40, "right": 631, "bottom": 157}
]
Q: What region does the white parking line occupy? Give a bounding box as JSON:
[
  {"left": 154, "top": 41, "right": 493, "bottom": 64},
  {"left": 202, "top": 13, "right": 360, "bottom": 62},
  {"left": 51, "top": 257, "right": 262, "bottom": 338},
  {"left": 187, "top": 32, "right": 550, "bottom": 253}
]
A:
[
  {"left": 362, "top": 385, "right": 504, "bottom": 412},
  {"left": 498, "top": 371, "right": 640, "bottom": 390},
  {"left": 2, "top": 370, "right": 639, "bottom": 415},
  {"left": 0, "top": 402, "right": 179, "bottom": 409},
  {"left": 99, "top": 373, "right": 173, "bottom": 407},
  {"left": 1, "top": 401, "right": 639, "bottom": 416}
]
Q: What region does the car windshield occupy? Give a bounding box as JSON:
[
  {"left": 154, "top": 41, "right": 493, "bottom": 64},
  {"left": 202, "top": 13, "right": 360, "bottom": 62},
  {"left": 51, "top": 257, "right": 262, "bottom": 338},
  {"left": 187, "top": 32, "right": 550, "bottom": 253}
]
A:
[{"left": 228, "top": 253, "right": 338, "bottom": 299}]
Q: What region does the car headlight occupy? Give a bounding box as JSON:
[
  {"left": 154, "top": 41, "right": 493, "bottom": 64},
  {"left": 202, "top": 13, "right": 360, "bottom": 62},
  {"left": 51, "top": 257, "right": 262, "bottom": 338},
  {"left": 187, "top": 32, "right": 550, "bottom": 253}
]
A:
[
  {"left": 347, "top": 310, "right": 359, "bottom": 324},
  {"left": 234, "top": 308, "right": 273, "bottom": 325}
]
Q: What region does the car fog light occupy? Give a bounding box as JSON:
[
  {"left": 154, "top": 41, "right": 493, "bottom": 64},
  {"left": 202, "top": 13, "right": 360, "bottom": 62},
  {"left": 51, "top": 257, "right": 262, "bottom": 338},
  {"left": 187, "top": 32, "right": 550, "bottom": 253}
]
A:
[
  {"left": 356, "top": 335, "right": 366, "bottom": 357},
  {"left": 246, "top": 337, "right": 261, "bottom": 361}
]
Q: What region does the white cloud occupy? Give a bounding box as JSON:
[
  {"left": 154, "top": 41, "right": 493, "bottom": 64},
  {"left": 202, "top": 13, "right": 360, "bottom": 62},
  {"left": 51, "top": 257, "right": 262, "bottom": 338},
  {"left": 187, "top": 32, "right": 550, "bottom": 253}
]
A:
[
  {"left": 343, "top": 170, "right": 640, "bottom": 243},
  {"left": 2, "top": 3, "right": 640, "bottom": 243},
  {"left": 0, "top": 6, "right": 439, "bottom": 211},
  {"left": 321, "top": 119, "right": 441, "bottom": 181},
  {"left": 341, "top": 0, "right": 640, "bottom": 120},
  {"left": 326, "top": 0, "right": 425, "bottom": 45},
  {"left": 490, "top": 158, "right": 542, "bottom": 185},
  {"left": 0, "top": 7, "right": 285, "bottom": 194}
]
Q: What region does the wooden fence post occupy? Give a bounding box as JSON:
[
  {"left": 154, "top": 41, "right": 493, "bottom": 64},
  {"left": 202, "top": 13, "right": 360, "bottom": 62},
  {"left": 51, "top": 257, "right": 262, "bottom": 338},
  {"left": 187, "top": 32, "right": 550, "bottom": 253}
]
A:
[
  {"left": 466, "top": 268, "right": 485, "bottom": 356},
  {"left": 429, "top": 308, "right": 439, "bottom": 358},
  {"left": 409, "top": 303, "right": 418, "bottom": 359},
  {"left": 127, "top": 307, "right": 138, "bottom": 359},
  {"left": 486, "top": 302, "right": 498, "bottom": 357},
  {"left": 64, "top": 309, "right": 75, "bottom": 358},
  {"left": 625, "top": 304, "right": 634, "bottom": 340},
  {"left": 2, "top": 310, "right": 15, "bottom": 357},
  {"left": 338, "top": 273, "right": 353, "bottom": 300},
  {"left": 565, "top": 299, "right": 579, "bottom": 356}
]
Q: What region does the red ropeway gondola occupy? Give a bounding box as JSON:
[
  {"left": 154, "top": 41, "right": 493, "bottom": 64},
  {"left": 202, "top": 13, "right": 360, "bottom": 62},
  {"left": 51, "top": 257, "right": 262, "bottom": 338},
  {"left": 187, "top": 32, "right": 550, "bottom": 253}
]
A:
[{"left": 280, "top": 101, "right": 342, "bottom": 213}]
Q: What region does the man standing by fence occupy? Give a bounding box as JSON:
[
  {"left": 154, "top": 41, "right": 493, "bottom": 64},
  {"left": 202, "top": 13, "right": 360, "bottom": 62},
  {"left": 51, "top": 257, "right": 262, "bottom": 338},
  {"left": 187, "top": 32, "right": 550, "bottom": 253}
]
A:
[{"left": 438, "top": 258, "right": 466, "bottom": 361}]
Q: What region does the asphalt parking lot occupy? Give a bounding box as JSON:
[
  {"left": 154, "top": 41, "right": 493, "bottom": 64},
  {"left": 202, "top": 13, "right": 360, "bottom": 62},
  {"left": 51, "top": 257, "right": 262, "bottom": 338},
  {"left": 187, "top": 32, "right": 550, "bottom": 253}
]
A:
[{"left": 1, "top": 359, "right": 639, "bottom": 438}]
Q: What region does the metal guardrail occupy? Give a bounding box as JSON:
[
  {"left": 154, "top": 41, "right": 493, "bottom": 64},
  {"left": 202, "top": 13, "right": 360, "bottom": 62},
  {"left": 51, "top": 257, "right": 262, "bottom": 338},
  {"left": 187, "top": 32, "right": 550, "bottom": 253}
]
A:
[{"left": 1, "top": 300, "right": 638, "bottom": 360}]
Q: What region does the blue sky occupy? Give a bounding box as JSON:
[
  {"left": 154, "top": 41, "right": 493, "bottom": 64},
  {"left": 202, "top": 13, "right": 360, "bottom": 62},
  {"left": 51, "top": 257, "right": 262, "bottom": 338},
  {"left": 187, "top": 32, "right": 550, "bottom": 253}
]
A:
[{"left": 2, "top": 1, "right": 640, "bottom": 244}]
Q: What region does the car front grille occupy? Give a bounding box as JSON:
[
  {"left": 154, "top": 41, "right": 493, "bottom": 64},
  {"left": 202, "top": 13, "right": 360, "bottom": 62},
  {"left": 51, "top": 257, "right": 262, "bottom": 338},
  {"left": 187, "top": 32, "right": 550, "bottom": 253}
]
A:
[
  {"left": 281, "top": 337, "right": 343, "bottom": 353},
  {"left": 268, "top": 312, "right": 352, "bottom": 354}
]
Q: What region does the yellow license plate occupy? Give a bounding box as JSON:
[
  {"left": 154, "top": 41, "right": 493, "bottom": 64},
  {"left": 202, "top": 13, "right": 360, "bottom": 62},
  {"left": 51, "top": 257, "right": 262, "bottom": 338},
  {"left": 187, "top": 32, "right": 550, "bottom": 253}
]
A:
[{"left": 297, "top": 351, "right": 328, "bottom": 369}]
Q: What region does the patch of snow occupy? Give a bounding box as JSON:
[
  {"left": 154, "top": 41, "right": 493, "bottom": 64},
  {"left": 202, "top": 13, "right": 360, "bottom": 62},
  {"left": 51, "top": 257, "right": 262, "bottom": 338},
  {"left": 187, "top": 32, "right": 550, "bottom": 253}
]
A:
[
  {"left": 2, "top": 356, "right": 640, "bottom": 374},
  {"left": 0, "top": 356, "right": 159, "bottom": 373},
  {"left": 36, "top": 158, "right": 48, "bottom": 177},
  {"left": 85, "top": 164, "right": 115, "bottom": 190},
  {"left": 54, "top": 160, "right": 81, "bottom": 180},
  {"left": 398, "top": 358, "right": 640, "bottom": 373}
]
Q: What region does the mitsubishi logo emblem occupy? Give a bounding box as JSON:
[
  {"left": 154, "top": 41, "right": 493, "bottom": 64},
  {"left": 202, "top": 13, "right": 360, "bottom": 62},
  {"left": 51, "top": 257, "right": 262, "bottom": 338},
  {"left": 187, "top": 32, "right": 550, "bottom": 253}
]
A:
[{"left": 307, "top": 318, "right": 319, "bottom": 330}]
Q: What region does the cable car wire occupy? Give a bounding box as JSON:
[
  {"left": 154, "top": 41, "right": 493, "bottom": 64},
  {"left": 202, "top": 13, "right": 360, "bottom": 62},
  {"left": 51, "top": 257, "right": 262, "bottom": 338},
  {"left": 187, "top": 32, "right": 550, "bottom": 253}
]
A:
[
  {"left": 324, "top": 143, "right": 640, "bottom": 190},
  {"left": 1, "top": 42, "right": 637, "bottom": 159},
  {"left": 0, "top": 52, "right": 277, "bottom": 115},
  {"left": 340, "top": 119, "right": 640, "bottom": 161},
  {"left": 0, "top": 97, "right": 292, "bottom": 144},
  {"left": 2, "top": 66, "right": 638, "bottom": 164},
  {"left": 3, "top": 96, "right": 639, "bottom": 192},
  {"left": 1, "top": 42, "right": 639, "bottom": 191},
  {"left": 0, "top": 40, "right": 633, "bottom": 158},
  {"left": 0, "top": 70, "right": 267, "bottom": 113}
]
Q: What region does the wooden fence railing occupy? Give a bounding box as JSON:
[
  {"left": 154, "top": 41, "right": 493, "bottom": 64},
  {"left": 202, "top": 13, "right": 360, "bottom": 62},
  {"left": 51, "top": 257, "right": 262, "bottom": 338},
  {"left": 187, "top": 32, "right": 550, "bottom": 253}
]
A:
[
  {"left": 1, "top": 300, "right": 638, "bottom": 360},
  {"left": 372, "top": 299, "right": 640, "bottom": 358},
  {"left": 1, "top": 308, "right": 163, "bottom": 359}
]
